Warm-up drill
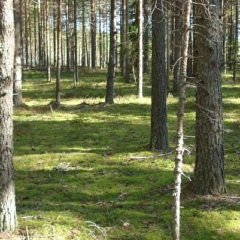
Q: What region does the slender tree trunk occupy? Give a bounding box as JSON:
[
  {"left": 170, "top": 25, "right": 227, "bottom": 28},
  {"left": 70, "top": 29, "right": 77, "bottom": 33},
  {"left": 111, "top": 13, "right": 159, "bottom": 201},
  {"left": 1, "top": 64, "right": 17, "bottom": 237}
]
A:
[
  {"left": 82, "top": 0, "right": 86, "bottom": 67},
  {"left": 121, "top": 0, "right": 127, "bottom": 76},
  {"left": 91, "top": 0, "right": 96, "bottom": 68},
  {"left": 125, "top": 0, "right": 131, "bottom": 83},
  {"left": 74, "top": 0, "right": 78, "bottom": 86},
  {"left": 105, "top": 0, "right": 117, "bottom": 104},
  {"left": 149, "top": 0, "right": 168, "bottom": 151},
  {"left": 13, "top": 0, "right": 23, "bottom": 106},
  {"left": 143, "top": 0, "right": 149, "bottom": 73},
  {"left": 99, "top": 0, "right": 103, "bottom": 69},
  {"left": 0, "top": 0, "right": 17, "bottom": 231},
  {"left": 233, "top": 1, "right": 238, "bottom": 83},
  {"left": 222, "top": 0, "right": 227, "bottom": 74},
  {"left": 137, "top": 0, "right": 143, "bottom": 98},
  {"left": 53, "top": 6, "right": 57, "bottom": 66},
  {"left": 34, "top": 2, "right": 37, "bottom": 65},
  {"left": 194, "top": 0, "right": 226, "bottom": 195},
  {"left": 65, "top": 0, "right": 70, "bottom": 71},
  {"left": 172, "top": 0, "right": 191, "bottom": 239},
  {"left": 56, "top": 0, "right": 62, "bottom": 107},
  {"left": 46, "top": 0, "right": 51, "bottom": 81}
]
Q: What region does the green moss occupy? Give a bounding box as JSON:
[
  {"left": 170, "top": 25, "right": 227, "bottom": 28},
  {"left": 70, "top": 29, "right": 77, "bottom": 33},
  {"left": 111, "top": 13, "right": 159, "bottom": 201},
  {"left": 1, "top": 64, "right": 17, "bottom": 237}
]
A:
[{"left": 13, "top": 71, "right": 240, "bottom": 239}]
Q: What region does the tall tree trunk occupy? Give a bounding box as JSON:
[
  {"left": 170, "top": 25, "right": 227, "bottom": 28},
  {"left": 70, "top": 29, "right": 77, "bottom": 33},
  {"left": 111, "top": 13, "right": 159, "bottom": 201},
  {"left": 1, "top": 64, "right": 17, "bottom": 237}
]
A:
[
  {"left": 56, "top": 0, "right": 62, "bottom": 107},
  {"left": 53, "top": 6, "right": 57, "bottom": 66},
  {"left": 0, "top": 0, "right": 17, "bottom": 231},
  {"left": 172, "top": 0, "right": 192, "bottom": 238},
  {"left": 99, "top": 0, "right": 103, "bottom": 69},
  {"left": 91, "top": 0, "right": 96, "bottom": 68},
  {"left": 46, "top": 0, "right": 51, "bottom": 81},
  {"left": 73, "top": 0, "right": 78, "bottom": 86},
  {"left": 137, "top": 0, "right": 143, "bottom": 98},
  {"left": 65, "top": 0, "right": 70, "bottom": 71},
  {"left": 121, "top": 0, "right": 127, "bottom": 76},
  {"left": 81, "top": 0, "right": 86, "bottom": 67},
  {"left": 233, "top": 0, "right": 238, "bottom": 83},
  {"left": 34, "top": 2, "right": 37, "bottom": 66},
  {"left": 125, "top": 0, "right": 131, "bottom": 83},
  {"left": 149, "top": 0, "right": 168, "bottom": 151},
  {"left": 24, "top": 0, "right": 29, "bottom": 66},
  {"left": 143, "top": 0, "right": 149, "bottom": 73},
  {"left": 105, "top": 0, "right": 117, "bottom": 104},
  {"left": 194, "top": 0, "right": 226, "bottom": 195},
  {"left": 13, "top": 0, "right": 23, "bottom": 106}
]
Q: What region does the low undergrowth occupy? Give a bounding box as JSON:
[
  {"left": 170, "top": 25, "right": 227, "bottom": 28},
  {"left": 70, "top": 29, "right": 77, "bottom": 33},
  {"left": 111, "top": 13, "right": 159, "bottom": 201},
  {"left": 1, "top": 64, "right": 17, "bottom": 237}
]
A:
[{"left": 12, "top": 69, "right": 240, "bottom": 239}]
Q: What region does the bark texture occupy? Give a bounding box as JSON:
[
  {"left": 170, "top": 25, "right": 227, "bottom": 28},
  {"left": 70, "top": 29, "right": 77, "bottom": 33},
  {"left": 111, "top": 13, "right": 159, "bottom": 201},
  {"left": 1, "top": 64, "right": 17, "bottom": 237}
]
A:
[
  {"left": 194, "top": 0, "right": 226, "bottom": 195},
  {"left": 0, "top": 0, "right": 17, "bottom": 231},
  {"left": 149, "top": 0, "right": 168, "bottom": 151}
]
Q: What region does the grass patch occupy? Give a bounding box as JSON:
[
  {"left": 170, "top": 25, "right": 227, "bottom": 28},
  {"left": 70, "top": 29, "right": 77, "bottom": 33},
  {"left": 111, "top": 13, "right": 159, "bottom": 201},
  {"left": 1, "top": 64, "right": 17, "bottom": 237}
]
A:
[{"left": 13, "top": 70, "right": 240, "bottom": 239}]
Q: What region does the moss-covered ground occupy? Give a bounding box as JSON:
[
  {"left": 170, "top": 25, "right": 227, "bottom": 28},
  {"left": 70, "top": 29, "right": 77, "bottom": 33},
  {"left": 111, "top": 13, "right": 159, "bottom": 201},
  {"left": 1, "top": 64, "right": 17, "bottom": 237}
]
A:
[{"left": 10, "top": 69, "right": 240, "bottom": 239}]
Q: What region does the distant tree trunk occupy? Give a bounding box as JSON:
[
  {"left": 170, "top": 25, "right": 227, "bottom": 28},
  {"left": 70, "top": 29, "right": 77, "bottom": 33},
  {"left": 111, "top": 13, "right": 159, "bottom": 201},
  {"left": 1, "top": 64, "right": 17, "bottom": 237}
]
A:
[
  {"left": 38, "top": 0, "right": 43, "bottom": 67},
  {"left": 172, "top": 0, "right": 191, "bottom": 239},
  {"left": 137, "top": 0, "right": 143, "bottom": 98},
  {"left": 172, "top": 0, "right": 182, "bottom": 93},
  {"left": 13, "top": 0, "right": 23, "bottom": 106},
  {"left": 65, "top": 0, "right": 70, "bottom": 71},
  {"left": 56, "top": 0, "right": 62, "bottom": 107},
  {"left": 194, "top": 0, "right": 226, "bottom": 195},
  {"left": 149, "top": 0, "right": 168, "bottom": 151},
  {"left": 125, "top": 0, "right": 131, "bottom": 83},
  {"left": 233, "top": 1, "right": 238, "bottom": 83},
  {"left": 99, "top": 0, "right": 103, "bottom": 69},
  {"left": 0, "top": 0, "right": 18, "bottom": 231},
  {"left": 222, "top": 0, "right": 227, "bottom": 74},
  {"left": 46, "top": 0, "right": 51, "bottom": 82},
  {"left": 81, "top": 0, "right": 86, "bottom": 67},
  {"left": 143, "top": 0, "right": 149, "bottom": 73},
  {"left": 53, "top": 6, "right": 57, "bottom": 66},
  {"left": 73, "top": 0, "right": 78, "bottom": 86},
  {"left": 34, "top": 2, "right": 37, "bottom": 65},
  {"left": 91, "top": 0, "right": 96, "bottom": 68},
  {"left": 228, "top": 3, "right": 233, "bottom": 71},
  {"left": 121, "top": 0, "right": 127, "bottom": 76},
  {"left": 105, "top": 0, "right": 116, "bottom": 104}
]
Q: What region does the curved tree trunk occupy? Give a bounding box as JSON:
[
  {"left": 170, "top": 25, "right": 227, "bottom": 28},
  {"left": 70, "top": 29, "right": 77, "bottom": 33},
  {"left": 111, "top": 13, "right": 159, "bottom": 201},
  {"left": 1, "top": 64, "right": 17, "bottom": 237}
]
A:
[
  {"left": 194, "top": 0, "right": 226, "bottom": 195},
  {"left": 0, "top": 0, "right": 17, "bottom": 231}
]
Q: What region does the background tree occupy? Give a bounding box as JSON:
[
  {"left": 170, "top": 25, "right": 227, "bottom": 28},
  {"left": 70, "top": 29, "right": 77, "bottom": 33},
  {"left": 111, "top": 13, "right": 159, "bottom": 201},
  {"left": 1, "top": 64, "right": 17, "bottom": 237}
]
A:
[
  {"left": 149, "top": 0, "right": 168, "bottom": 151},
  {"left": 56, "top": 0, "right": 62, "bottom": 107},
  {"left": 0, "top": 0, "right": 17, "bottom": 231},
  {"left": 105, "top": 0, "right": 117, "bottom": 104},
  {"left": 13, "top": 0, "right": 23, "bottom": 106},
  {"left": 193, "top": 0, "right": 226, "bottom": 195},
  {"left": 91, "top": 0, "right": 97, "bottom": 69},
  {"left": 137, "top": 0, "right": 143, "bottom": 98},
  {"left": 46, "top": 0, "right": 51, "bottom": 82},
  {"left": 74, "top": 0, "right": 78, "bottom": 86}
]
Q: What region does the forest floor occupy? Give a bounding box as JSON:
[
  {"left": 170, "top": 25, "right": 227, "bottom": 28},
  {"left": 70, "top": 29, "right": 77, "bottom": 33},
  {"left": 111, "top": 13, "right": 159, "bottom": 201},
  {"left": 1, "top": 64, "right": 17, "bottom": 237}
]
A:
[{"left": 11, "top": 69, "right": 240, "bottom": 239}]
